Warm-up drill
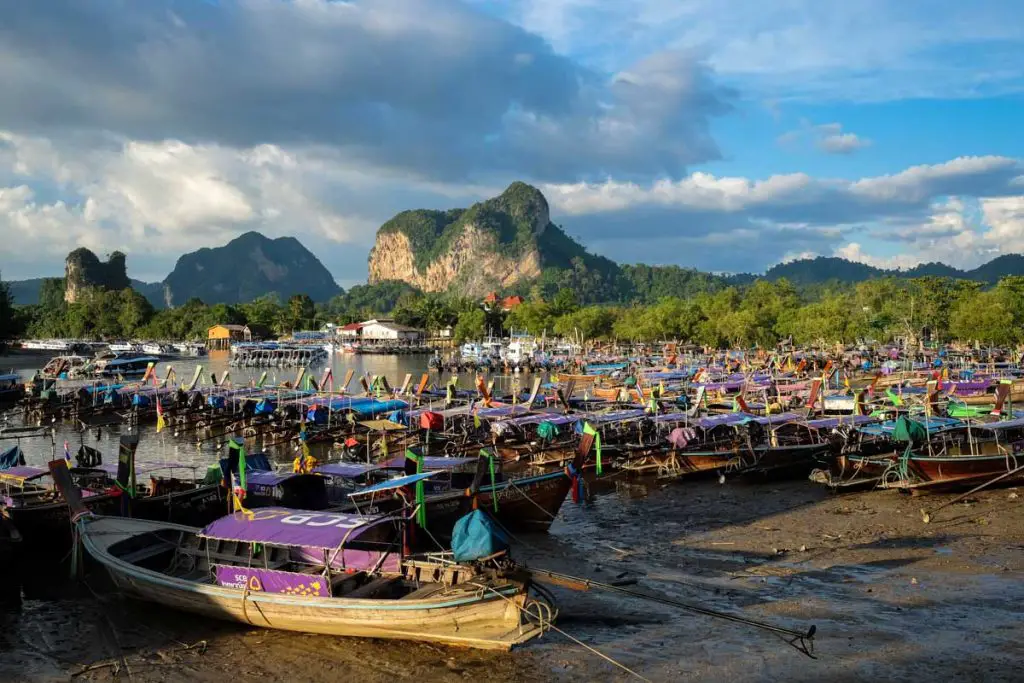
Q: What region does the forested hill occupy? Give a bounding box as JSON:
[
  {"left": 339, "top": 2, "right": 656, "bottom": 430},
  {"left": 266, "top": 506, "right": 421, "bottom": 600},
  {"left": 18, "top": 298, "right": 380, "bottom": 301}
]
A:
[
  {"left": 761, "top": 255, "right": 1024, "bottom": 286},
  {"left": 163, "top": 231, "right": 340, "bottom": 306},
  {"left": 5, "top": 232, "right": 341, "bottom": 308}
]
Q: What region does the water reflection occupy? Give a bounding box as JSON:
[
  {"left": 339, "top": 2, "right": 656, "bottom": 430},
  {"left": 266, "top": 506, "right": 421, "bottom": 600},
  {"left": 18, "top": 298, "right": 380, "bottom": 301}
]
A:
[{"left": 1, "top": 350, "right": 544, "bottom": 469}]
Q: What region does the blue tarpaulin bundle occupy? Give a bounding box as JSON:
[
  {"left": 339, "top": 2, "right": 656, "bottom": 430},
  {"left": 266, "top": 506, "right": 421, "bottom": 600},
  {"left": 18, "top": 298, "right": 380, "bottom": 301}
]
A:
[
  {"left": 254, "top": 398, "right": 276, "bottom": 415},
  {"left": 207, "top": 395, "right": 226, "bottom": 409},
  {"left": 451, "top": 509, "right": 509, "bottom": 562},
  {"left": 131, "top": 394, "right": 151, "bottom": 407},
  {"left": 0, "top": 445, "right": 25, "bottom": 469}
]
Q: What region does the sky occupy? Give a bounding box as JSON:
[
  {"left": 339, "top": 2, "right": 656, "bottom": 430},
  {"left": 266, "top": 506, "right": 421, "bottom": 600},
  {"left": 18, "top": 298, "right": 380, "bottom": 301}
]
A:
[{"left": 1, "top": 0, "right": 1023, "bottom": 287}]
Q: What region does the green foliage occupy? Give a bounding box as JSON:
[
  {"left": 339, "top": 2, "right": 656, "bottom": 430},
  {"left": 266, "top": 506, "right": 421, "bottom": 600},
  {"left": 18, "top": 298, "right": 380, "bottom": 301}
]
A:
[
  {"left": 506, "top": 301, "right": 555, "bottom": 335},
  {"left": 453, "top": 308, "right": 486, "bottom": 344},
  {"left": 283, "top": 294, "right": 316, "bottom": 332},
  {"left": 553, "top": 306, "right": 617, "bottom": 341},
  {"left": 240, "top": 294, "right": 284, "bottom": 331},
  {"left": 620, "top": 264, "right": 730, "bottom": 303},
  {"left": 392, "top": 292, "right": 461, "bottom": 331},
  {"left": 9, "top": 264, "right": 1024, "bottom": 348},
  {"left": 325, "top": 281, "right": 421, "bottom": 322},
  {"left": 0, "top": 272, "right": 19, "bottom": 342}
]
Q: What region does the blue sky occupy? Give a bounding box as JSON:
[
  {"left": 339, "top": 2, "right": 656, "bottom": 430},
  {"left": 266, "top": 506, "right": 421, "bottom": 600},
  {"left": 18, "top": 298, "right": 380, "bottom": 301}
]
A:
[{"left": 0, "top": 0, "right": 1022, "bottom": 285}]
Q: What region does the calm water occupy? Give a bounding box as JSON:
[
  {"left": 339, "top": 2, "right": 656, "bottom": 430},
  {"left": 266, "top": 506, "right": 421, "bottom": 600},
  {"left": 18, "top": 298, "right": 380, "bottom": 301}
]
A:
[{"left": 1, "top": 350, "right": 542, "bottom": 468}]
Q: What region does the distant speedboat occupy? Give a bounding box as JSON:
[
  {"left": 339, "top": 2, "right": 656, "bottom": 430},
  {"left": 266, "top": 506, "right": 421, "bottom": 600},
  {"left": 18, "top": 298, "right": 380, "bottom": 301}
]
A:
[
  {"left": 107, "top": 341, "right": 140, "bottom": 354},
  {"left": 141, "top": 342, "right": 170, "bottom": 356},
  {"left": 95, "top": 355, "right": 160, "bottom": 377}
]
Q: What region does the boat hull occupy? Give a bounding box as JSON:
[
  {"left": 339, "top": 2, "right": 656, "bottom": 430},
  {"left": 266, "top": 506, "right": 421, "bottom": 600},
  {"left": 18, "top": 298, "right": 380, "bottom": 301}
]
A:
[
  {"left": 82, "top": 517, "right": 545, "bottom": 650},
  {"left": 889, "top": 454, "right": 1024, "bottom": 492},
  {"left": 8, "top": 485, "right": 225, "bottom": 553}
]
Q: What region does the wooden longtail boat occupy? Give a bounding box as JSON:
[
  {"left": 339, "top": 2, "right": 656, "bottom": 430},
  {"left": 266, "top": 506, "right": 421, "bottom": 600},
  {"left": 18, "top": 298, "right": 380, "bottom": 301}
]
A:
[
  {"left": 879, "top": 417, "right": 1024, "bottom": 492},
  {"left": 868, "top": 413, "right": 1024, "bottom": 493},
  {"left": 57, "top": 460, "right": 553, "bottom": 652},
  {"left": 2, "top": 438, "right": 224, "bottom": 554},
  {"left": 346, "top": 460, "right": 583, "bottom": 537}
]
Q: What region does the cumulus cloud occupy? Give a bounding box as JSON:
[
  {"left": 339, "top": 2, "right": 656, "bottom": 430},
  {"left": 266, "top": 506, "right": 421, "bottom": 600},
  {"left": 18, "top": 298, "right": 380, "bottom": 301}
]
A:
[
  {"left": 817, "top": 130, "right": 871, "bottom": 155},
  {"left": 778, "top": 122, "right": 871, "bottom": 155},
  {"left": 544, "top": 157, "right": 1024, "bottom": 272},
  {"left": 0, "top": 0, "right": 730, "bottom": 181},
  {"left": 544, "top": 156, "right": 1020, "bottom": 222},
  {"left": 0, "top": 129, "right": 489, "bottom": 282},
  {"left": 485, "top": 0, "right": 1024, "bottom": 101},
  {"left": 0, "top": 0, "right": 1021, "bottom": 283}
]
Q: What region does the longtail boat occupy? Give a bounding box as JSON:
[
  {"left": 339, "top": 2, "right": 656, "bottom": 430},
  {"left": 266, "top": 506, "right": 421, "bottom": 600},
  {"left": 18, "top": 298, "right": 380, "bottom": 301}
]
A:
[
  {"left": 879, "top": 416, "right": 1024, "bottom": 492},
  {"left": 56, "top": 456, "right": 552, "bottom": 651},
  {"left": 2, "top": 438, "right": 223, "bottom": 554}
]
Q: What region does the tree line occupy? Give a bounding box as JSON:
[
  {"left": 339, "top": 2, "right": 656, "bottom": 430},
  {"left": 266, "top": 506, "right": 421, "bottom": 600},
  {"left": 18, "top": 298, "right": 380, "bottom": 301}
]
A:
[{"left": 1, "top": 273, "right": 1022, "bottom": 347}]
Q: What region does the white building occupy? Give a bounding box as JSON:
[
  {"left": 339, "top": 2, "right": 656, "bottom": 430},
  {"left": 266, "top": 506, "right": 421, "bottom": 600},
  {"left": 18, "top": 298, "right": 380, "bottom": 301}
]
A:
[{"left": 360, "top": 319, "right": 424, "bottom": 343}]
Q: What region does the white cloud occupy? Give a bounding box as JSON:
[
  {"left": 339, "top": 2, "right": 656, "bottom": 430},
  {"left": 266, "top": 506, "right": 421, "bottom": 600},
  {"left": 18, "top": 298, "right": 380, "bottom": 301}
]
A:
[
  {"left": 777, "top": 121, "right": 872, "bottom": 155},
  {"left": 544, "top": 156, "right": 1020, "bottom": 220},
  {"left": 481, "top": 0, "right": 1024, "bottom": 101},
  {"left": 0, "top": 0, "right": 732, "bottom": 182},
  {"left": 980, "top": 196, "right": 1024, "bottom": 251},
  {"left": 818, "top": 131, "right": 871, "bottom": 155},
  {"left": 544, "top": 158, "right": 1024, "bottom": 273},
  {"left": 0, "top": 130, "right": 485, "bottom": 281}
]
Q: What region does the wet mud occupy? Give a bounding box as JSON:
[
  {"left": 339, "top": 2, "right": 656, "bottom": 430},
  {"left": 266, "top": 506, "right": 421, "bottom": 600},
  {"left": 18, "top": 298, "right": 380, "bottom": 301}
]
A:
[{"left": 4, "top": 474, "right": 1023, "bottom": 682}]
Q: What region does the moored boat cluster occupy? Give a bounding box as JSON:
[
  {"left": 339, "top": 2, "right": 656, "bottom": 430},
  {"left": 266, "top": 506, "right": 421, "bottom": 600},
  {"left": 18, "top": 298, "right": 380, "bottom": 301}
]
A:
[{"left": 3, "top": 343, "right": 1021, "bottom": 655}]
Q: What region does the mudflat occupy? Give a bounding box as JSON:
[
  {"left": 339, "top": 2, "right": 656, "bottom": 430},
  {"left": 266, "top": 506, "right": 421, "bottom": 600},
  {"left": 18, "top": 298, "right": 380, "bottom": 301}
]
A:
[{"left": 4, "top": 477, "right": 1022, "bottom": 682}]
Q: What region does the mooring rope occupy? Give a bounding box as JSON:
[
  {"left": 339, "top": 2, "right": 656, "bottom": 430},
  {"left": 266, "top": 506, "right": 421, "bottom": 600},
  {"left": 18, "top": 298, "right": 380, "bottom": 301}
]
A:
[{"left": 470, "top": 582, "right": 651, "bottom": 682}]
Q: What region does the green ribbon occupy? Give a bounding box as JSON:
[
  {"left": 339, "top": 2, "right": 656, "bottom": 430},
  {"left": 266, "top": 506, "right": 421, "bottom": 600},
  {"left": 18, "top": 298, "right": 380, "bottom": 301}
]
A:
[
  {"left": 406, "top": 449, "right": 427, "bottom": 528},
  {"left": 886, "top": 388, "right": 903, "bottom": 407},
  {"left": 582, "top": 422, "right": 602, "bottom": 476},
  {"left": 480, "top": 449, "right": 498, "bottom": 511}
]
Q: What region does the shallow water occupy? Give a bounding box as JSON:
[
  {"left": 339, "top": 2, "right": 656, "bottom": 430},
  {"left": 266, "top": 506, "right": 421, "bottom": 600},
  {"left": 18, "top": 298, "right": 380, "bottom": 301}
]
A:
[{"left": 2, "top": 352, "right": 1023, "bottom": 681}]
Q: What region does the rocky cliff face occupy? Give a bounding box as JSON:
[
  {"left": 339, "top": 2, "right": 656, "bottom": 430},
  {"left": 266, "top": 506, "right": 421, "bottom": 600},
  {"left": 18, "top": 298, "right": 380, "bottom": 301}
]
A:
[
  {"left": 64, "top": 249, "right": 130, "bottom": 303},
  {"left": 367, "top": 182, "right": 554, "bottom": 295},
  {"left": 369, "top": 226, "right": 542, "bottom": 293}
]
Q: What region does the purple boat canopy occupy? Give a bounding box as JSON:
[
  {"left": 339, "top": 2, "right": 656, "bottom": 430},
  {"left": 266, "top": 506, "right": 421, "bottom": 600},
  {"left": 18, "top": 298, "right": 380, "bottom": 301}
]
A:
[
  {"left": 805, "top": 415, "right": 877, "bottom": 430},
  {"left": 87, "top": 461, "right": 203, "bottom": 477},
  {"left": 0, "top": 465, "right": 48, "bottom": 483},
  {"left": 946, "top": 381, "right": 992, "bottom": 394},
  {"left": 381, "top": 455, "right": 477, "bottom": 470},
  {"left": 246, "top": 470, "right": 308, "bottom": 488},
  {"left": 475, "top": 405, "right": 531, "bottom": 418},
  {"left": 744, "top": 412, "right": 802, "bottom": 426},
  {"left": 695, "top": 380, "right": 745, "bottom": 391},
  {"left": 692, "top": 413, "right": 748, "bottom": 429},
  {"left": 315, "top": 462, "right": 382, "bottom": 479},
  {"left": 579, "top": 409, "right": 647, "bottom": 425},
  {"left": 199, "top": 507, "right": 387, "bottom": 550}
]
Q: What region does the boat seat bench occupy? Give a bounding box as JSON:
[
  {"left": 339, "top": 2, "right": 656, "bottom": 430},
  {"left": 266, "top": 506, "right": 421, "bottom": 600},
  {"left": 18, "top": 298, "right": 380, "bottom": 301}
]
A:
[
  {"left": 400, "top": 584, "right": 448, "bottom": 600},
  {"left": 344, "top": 576, "right": 403, "bottom": 599},
  {"left": 119, "top": 540, "right": 177, "bottom": 565}
]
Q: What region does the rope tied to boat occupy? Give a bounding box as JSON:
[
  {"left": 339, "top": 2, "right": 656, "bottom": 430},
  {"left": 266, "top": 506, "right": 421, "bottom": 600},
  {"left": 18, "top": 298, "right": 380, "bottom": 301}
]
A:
[{"left": 468, "top": 580, "right": 651, "bottom": 682}]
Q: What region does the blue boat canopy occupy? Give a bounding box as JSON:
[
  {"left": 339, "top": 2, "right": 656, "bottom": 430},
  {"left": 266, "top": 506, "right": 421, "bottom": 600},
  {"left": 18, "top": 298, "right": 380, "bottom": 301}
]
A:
[{"left": 350, "top": 471, "right": 440, "bottom": 496}]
